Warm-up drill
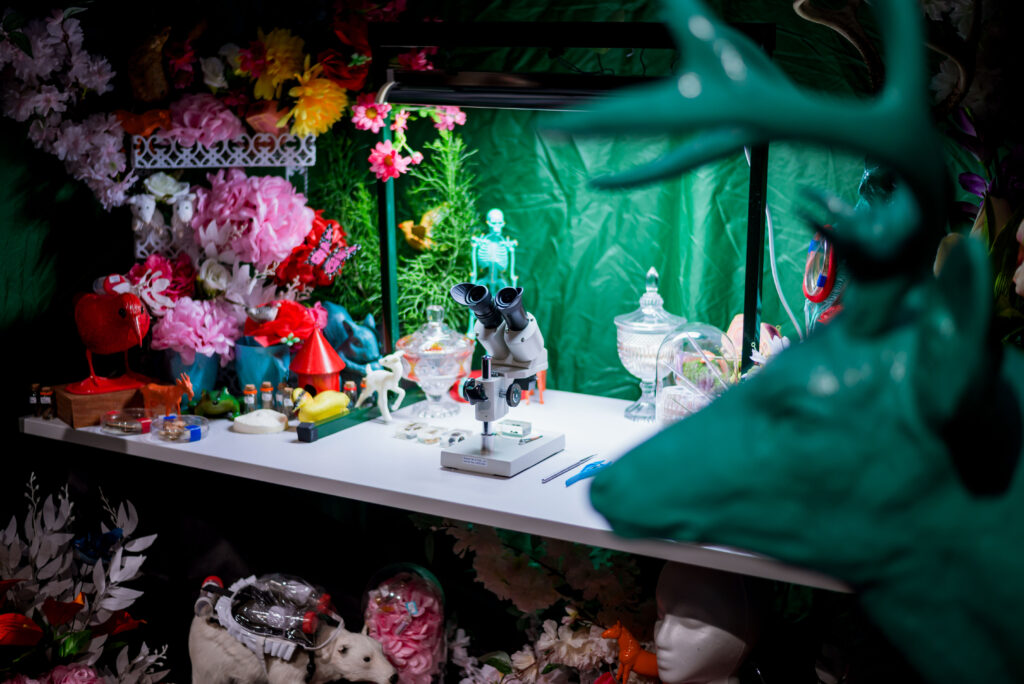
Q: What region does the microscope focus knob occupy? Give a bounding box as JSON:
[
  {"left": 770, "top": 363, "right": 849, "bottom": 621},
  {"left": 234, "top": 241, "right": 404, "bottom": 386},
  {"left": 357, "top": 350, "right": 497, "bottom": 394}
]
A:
[
  {"left": 463, "top": 378, "right": 488, "bottom": 405},
  {"left": 505, "top": 382, "right": 521, "bottom": 408}
]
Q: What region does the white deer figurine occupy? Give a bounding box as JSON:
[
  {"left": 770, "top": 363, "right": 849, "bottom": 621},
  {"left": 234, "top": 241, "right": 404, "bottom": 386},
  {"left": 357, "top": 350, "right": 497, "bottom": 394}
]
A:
[{"left": 355, "top": 350, "right": 406, "bottom": 422}]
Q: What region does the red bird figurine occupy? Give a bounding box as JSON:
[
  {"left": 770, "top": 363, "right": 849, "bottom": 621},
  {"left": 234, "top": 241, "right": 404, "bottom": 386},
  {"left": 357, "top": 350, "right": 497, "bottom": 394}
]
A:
[{"left": 66, "top": 292, "right": 153, "bottom": 395}]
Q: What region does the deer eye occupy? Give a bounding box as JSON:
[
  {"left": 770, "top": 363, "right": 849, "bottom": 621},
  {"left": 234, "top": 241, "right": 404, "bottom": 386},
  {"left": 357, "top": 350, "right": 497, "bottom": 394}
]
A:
[
  {"left": 340, "top": 646, "right": 348, "bottom": 655},
  {"left": 118, "top": 308, "right": 127, "bottom": 318},
  {"left": 363, "top": 656, "right": 371, "bottom": 663}
]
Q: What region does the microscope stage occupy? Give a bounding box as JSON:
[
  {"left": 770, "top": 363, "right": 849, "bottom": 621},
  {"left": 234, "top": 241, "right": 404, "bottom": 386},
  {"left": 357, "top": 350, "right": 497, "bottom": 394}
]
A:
[{"left": 441, "top": 433, "right": 565, "bottom": 477}]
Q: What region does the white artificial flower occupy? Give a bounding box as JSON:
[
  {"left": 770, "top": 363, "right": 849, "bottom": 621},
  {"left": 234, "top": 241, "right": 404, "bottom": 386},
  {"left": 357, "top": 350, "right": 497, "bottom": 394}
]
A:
[
  {"left": 218, "top": 43, "right": 241, "bottom": 72},
  {"left": 198, "top": 258, "right": 230, "bottom": 296},
  {"left": 144, "top": 172, "right": 190, "bottom": 202},
  {"left": 201, "top": 56, "right": 228, "bottom": 89}
]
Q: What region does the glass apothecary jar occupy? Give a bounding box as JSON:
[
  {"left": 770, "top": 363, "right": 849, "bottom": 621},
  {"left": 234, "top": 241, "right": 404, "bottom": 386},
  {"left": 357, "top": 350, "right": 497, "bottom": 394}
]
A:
[
  {"left": 396, "top": 305, "right": 474, "bottom": 418},
  {"left": 613, "top": 267, "right": 686, "bottom": 421},
  {"left": 655, "top": 322, "right": 737, "bottom": 428}
]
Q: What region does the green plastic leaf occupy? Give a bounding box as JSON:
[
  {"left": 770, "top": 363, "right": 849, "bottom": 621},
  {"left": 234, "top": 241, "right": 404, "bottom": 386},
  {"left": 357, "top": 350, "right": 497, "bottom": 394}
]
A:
[
  {"left": 8, "top": 31, "right": 31, "bottom": 57},
  {"left": 63, "top": 7, "right": 88, "bottom": 19},
  {"left": 542, "top": 664, "right": 561, "bottom": 674},
  {"left": 3, "top": 12, "right": 27, "bottom": 31},
  {"left": 58, "top": 629, "right": 92, "bottom": 658},
  {"left": 481, "top": 652, "right": 513, "bottom": 675}
]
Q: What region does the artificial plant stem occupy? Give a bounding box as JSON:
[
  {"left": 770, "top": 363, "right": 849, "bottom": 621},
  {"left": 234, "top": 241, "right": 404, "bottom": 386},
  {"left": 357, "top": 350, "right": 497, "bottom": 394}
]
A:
[{"left": 377, "top": 118, "right": 400, "bottom": 352}]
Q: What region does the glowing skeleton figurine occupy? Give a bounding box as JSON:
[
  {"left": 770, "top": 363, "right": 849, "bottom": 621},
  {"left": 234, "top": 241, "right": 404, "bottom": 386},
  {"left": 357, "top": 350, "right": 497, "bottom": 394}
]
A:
[{"left": 471, "top": 209, "right": 518, "bottom": 296}]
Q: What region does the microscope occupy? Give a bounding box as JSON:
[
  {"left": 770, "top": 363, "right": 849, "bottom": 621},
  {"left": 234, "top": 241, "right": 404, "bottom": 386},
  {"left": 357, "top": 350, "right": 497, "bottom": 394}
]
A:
[{"left": 441, "top": 283, "right": 565, "bottom": 476}]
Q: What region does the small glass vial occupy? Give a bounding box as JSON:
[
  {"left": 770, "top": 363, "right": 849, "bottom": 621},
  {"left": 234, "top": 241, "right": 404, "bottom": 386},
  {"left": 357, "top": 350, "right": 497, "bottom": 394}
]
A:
[
  {"left": 39, "top": 386, "right": 54, "bottom": 420},
  {"left": 280, "top": 387, "right": 295, "bottom": 418},
  {"left": 260, "top": 382, "right": 274, "bottom": 410},
  {"left": 242, "top": 384, "right": 257, "bottom": 414},
  {"left": 343, "top": 380, "right": 358, "bottom": 405},
  {"left": 29, "top": 383, "right": 40, "bottom": 416},
  {"left": 274, "top": 382, "right": 288, "bottom": 410}
]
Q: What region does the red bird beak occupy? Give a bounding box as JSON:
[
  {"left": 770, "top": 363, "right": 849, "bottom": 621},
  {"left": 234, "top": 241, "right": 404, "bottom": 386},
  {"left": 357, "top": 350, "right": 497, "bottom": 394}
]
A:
[{"left": 132, "top": 315, "right": 146, "bottom": 347}]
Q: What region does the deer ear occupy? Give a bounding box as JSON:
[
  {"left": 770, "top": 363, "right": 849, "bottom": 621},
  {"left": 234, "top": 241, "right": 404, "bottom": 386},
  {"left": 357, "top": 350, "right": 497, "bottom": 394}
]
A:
[{"left": 917, "top": 235, "right": 994, "bottom": 424}]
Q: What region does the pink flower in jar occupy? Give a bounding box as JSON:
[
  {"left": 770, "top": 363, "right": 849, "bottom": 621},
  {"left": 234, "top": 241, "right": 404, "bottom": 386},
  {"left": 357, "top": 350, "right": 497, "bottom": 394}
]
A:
[
  {"left": 161, "top": 93, "right": 244, "bottom": 147},
  {"left": 46, "top": 664, "right": 104, "bottom": 684}
]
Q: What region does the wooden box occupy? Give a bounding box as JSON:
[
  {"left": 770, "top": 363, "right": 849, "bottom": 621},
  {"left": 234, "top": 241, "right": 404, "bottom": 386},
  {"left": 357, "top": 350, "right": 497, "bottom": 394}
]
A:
[{"left": 55, "top": 385, "right": 144, "bottom": 428}]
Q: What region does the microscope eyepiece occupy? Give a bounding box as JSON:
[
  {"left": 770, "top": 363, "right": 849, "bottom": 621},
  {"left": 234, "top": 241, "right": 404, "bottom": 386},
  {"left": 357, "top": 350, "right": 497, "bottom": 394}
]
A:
[
  {"left": 496, "top": 287, "right": 529, "bottom": 332},
  {"left": 450, "top": 282, "right": 503, "bottom": 329}
]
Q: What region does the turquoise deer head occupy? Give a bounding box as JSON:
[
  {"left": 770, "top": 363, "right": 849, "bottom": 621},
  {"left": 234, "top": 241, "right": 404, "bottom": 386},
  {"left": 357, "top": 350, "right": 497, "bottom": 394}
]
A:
[{"left": 549, "top": 1, "right": 1024, "bottom": 681}]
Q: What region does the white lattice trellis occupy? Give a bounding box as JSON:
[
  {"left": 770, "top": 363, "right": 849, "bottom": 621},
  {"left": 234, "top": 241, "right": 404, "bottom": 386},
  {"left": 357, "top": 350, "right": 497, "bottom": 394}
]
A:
[{"left": 131, "top": 134, "right": 316, "bottom": 169}]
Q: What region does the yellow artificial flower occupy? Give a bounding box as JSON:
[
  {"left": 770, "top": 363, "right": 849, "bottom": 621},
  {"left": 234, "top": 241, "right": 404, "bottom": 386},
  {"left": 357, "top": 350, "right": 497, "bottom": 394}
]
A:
[
  {"left": 287, "top": 57, "right": 348, "bottom": 137},
  {"left": 254, "top": 28, "right": 304, "bottom": 100}
]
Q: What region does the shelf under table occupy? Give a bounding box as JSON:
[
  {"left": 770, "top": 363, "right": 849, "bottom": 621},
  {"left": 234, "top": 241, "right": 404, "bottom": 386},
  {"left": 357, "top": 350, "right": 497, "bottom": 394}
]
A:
[{"left": 20, "top": 389, "right": 849, "bottom": 592}]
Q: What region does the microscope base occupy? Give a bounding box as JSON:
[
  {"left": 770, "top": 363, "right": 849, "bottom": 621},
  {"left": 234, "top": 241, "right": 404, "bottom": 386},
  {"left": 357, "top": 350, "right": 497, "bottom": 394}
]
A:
[{"left": 441, "top": 433, "right": 565, "bottom": 477}]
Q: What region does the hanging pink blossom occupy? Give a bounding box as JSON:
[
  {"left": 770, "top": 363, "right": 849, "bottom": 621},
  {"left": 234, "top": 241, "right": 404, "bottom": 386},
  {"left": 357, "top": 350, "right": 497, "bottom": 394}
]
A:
[
  {"left": 397, "top": 47, "right": 437, "bottom": 72},
  {"left": 151, "top": 296, "right": 243, "bottom": 365},
  {"left": 161, "top": 93, "right": 245, "bottom": 147},
  {"left": 390, "top": 109, "right": 410, "bottom": 133},
  {"left": 410, "top": 151, "right": 423, "bottom": 165},
  {"left": 368, "top": 140, "right": 411, "bottom": 181},
  {"left": 192, "top": 169, "right": 315, "bottom": 270},
  {"left": 351, "top": 93, "right": 391, "bottom": 133},
  {"left": 432, "top": 105, "right": 466, "bottom": 131}
]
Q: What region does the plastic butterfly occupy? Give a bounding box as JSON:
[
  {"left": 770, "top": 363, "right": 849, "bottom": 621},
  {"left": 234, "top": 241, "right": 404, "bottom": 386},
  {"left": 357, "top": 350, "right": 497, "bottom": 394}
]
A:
[
  {"left": 322, "top": 244, "right": 360, "bottom": 276},
  {"left": 306, "top": 225, "right": 334, "bottom": 267}
]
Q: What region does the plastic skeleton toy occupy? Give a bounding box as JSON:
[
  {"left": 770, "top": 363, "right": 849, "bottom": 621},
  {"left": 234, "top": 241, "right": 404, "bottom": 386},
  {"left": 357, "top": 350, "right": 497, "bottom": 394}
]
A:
[{"left": 471, "top": 209, "right": 518, "bottom": 299}]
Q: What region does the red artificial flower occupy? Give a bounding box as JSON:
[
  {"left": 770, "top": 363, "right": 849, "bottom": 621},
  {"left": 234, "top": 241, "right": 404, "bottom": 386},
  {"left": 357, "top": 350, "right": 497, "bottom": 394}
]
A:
[
  {"left": 41, "top": 595, "right": 85, "bottom": 627},
  {"left": 239, "top": 40, "right": 268, "bottom": 78},
  {"left": 332, "top": 13, "right": 370, "bottom": 55},
  {"left": 594, "top": 673, "right": 616, "bottom": 684},
  {"left": 220, "top": 87, "right": 252, "bottom": 111},
  {"left": 166, "top": 39, "right": 197, "bottom": 90},
  {"left": 92, "top": 610, "right": 145, "bottom": 637},
  {"left": 0, "top": 613, "right": 43, "bottom": 646},
  {"left": 244, "top": 299, "right": 322, "bottom": 347},
  {"left": 397, "top": 47, "right": 436, "bottom": 72},
  {"left": 276, "top": 209, "right": 350, "bottom": 289},
  {"left": 318, "top": 49, "right": 370, "bottom": 91}
]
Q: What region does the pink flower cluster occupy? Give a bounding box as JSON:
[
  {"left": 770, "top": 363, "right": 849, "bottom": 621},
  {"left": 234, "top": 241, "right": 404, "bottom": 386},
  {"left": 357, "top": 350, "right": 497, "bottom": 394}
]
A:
[
  {"left": 433, "top": 106, "right": 466, "bottom": 131},
  {"left": 192, "top": 169, "right": 315, "bottom": 270},
  {"left": 368, "top": 140, "right": 413, "bottom": 182},
  {"left": 351, "top": 93, "right": 392, "bottom": 134},
  {"left": 160, "top": 93, "right": 245, "bottom": 147},
  {"left": 151, "top": 296, "right": 243, "bottom": 365},
  {"left": 397, "top": 47, "right": 437, "bottom": 72},
  {"left": 365, "top": 573, "right": 445, "bottom": 684},
  {"left": 0, "top": 11, "right": 127, "bottom": 209},
  {"left": 126, "top": 253, "right": 196, "bottom": 316},
  {"left": 1, "top": 664, "right": 103, "bottom": 684}
]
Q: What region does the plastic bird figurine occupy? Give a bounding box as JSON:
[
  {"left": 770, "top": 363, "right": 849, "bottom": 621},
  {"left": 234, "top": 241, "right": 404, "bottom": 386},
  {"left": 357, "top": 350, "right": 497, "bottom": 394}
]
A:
[
  {"left": 398, "top": 206, "right": 445, "bottom": 251},
  {"left": 551, "top": 1, "right": 1024, "bottom": 682},
  {"left": 66, "top": 292, "right": 152, "bottom": 395}
]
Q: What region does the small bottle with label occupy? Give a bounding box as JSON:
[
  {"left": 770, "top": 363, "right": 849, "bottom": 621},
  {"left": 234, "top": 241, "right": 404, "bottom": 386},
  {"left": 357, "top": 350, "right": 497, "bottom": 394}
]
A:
[
  {"left": 274, "top": 382, "right": 288, "bottom": 411},
  {"left": 343, "top": 380, "right": 358, "bottom": 406},
  {"left": 281, "top": 387, "right": 294, "bottom": 418},
  {"left": 260, "top": 382, "right": 274, "bottom": 410},
  {"left": 39, "top": 386, "right": 54, "bottom": 420},
  {"left": 29, "top": 383, "right": 40, "bottom": 416},
  {"left": 242, "top": 384, "right": 257, "bottom": 414}
]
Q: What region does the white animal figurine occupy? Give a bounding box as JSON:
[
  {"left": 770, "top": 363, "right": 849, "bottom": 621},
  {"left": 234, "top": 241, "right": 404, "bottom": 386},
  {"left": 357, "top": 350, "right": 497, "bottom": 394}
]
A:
[
  {"left": 126, "top": 192, "right": 169, "bottom": 259},
  {"left": 355, "top": 350, "right": 406, "bottom": 422},
  {"left": 189, "top": 615, "right": 399, "bottom": 684},
  {"left": 169, "top": 191, "right": 197, "bottom": 257}
]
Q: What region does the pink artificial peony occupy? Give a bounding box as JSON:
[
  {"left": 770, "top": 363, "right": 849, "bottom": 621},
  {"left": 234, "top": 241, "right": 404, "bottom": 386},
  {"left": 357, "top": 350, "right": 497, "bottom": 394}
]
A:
[
  {"left": 151, "top": 296, "right": 243, "bottom": 366},
  {"left": 368, "top": 140, "right": 411, "bottom": 182},
  {"left": 365, "top": 574, "right": 445, "bottom": 684},
  {"left": 47, "top": 665, "right": 104, "bottom": 684},
  {"left": 432, "top": 106, "right": 466, "bottom": 131},
  {"left": 161, "top": 93, "right": 244, "bottom": 147},
  {"left": 351, "top": 93, "right": 391, "bottom": 134},
  {"left": 192, "top": 168, "right": 315, "bottom": 270},
  {"left": 166, "top": 253, "right": 197, "bottom": 300}
]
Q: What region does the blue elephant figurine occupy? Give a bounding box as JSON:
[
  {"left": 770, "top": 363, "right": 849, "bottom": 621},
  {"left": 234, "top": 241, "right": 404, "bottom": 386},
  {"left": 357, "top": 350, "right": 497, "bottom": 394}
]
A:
[{"left": 322, "top": 302, "right": 384, "bottom": 376}]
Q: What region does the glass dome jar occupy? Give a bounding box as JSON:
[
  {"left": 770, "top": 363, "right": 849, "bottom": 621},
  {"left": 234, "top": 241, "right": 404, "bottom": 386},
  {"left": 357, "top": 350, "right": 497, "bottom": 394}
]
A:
[
  {"left": 363, "top": 564, "right": 446, "bottom": 684},
  {"left": 396, "top": 305, "right": 474, "bottom": 418},
  {"left": 655, "top": 322, "right": 737, "bottom": 428},
  {"left": 614, "top": 268, "right": 686, "bottom": 422}
]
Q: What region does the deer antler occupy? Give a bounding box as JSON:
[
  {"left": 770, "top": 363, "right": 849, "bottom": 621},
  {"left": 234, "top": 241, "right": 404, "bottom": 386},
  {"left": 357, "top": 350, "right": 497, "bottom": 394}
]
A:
[
  {"left": 793, "top": 0, "right": 884, "bottom": 91},
  {"left": 548, "top": 0, "right": 948, "bottom": 257}
]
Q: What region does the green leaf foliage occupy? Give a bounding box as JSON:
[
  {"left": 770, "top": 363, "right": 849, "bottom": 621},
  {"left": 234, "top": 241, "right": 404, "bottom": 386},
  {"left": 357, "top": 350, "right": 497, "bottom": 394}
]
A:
[
  {"left": 480, "top": 651, "right": 514, "bottom": 675},
  {"left": 57, "top": 629, "right": 92, "bottom": 658}
]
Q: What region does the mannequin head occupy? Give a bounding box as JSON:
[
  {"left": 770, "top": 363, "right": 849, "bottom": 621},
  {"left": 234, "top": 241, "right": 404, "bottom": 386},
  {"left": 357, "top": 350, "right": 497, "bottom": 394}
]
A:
[{"left": 654, "top": 563, "right": 760, "bottom": 684}]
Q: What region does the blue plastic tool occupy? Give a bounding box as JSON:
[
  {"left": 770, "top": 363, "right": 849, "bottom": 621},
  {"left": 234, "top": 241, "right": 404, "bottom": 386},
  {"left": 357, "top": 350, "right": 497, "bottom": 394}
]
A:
[{"left": 565, "top": 460, "right": 612, "bottom": 487}]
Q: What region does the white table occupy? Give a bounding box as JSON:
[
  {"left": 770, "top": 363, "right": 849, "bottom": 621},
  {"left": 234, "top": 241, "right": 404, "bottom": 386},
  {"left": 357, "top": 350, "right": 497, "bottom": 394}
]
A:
[{"left": 20, "top": 389, "right": 848, "bottom": 592}]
